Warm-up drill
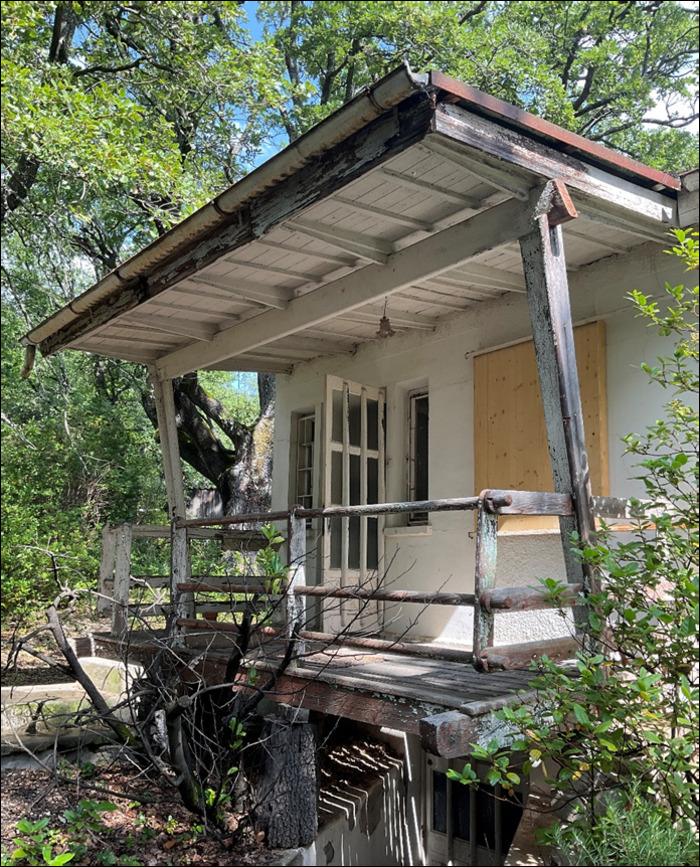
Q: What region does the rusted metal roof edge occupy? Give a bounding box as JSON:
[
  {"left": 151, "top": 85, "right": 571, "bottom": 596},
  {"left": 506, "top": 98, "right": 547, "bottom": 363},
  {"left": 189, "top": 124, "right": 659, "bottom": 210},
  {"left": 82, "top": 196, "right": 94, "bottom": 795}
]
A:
[
  {"left": 21, "top": 63, "right": 430, "bottom": 357},
  {"left": 429, "top": 71, "right": 681, "bottom": 193}
]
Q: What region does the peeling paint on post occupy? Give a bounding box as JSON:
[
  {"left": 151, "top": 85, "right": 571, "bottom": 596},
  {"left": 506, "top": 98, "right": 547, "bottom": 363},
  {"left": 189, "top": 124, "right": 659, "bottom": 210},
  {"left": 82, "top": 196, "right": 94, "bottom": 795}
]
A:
[
  {"left": 473, "top": 503, "right": 499, "bottom": 671},
  {"left": 520, "top": 181, "right": 598, "bottom": 606},
  {"left": 287, "top": 511, "right": 307, "bottom": 667},
  {"left": 171, "top": 520, "right": 192, "bottom": 644},
  {"left": 111, "top": 523, "right": 132, "bottom": 638}
]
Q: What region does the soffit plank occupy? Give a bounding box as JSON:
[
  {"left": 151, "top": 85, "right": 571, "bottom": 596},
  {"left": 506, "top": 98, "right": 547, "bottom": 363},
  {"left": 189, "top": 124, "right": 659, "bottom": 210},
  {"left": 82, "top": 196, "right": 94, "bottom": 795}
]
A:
[
  {"left": 120, "top": 313, "right": 217, "bottom": 341},
  {"left": 187, "top": 276, "right": 292, "bottom": 309},
  {"left": 420, "top": 139, "right": 532, "bottom": 200},
  {"left": 445, "top": 263, "right": 526, "bottom": 292},
  {"left": 379, "top": 166, "right": 482, "bottom": 207},
  {"left": 255, "top": 237, "right": 359, "bottom": 269},
  {"left": 285, "top": 218, "right": 392, "bottom": 264},
  {"left": 155, "top": 195, "right": 531, "bottom": 379},
  {"left": 331, "top": 194, "right": 436, "bottom": 232}
]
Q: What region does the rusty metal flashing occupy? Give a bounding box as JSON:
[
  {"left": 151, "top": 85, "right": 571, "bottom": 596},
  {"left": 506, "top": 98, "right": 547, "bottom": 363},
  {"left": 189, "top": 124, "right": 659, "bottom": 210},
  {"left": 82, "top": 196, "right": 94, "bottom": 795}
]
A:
[{"left": 429, "top": 71, "right": 681, "bottom": 193}]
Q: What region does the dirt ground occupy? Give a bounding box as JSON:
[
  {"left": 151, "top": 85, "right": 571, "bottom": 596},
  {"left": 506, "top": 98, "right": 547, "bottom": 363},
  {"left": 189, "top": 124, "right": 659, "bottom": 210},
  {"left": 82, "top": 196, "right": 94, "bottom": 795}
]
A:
[
  {"left": 1, "top": 613, "right": 280, "bottom": 866},
  {"left": 1, "top": 611, "right": 393, "bottom": 866}
]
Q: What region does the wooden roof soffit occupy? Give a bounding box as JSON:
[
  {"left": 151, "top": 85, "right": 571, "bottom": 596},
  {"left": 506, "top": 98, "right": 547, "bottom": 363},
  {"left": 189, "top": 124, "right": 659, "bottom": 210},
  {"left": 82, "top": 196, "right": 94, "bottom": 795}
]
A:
[
  {"left": 153, "top": 194, "right": 535, "bottom": 380},
  {"left": 21, "top": 65, "right": 685, "bottom": 377}
]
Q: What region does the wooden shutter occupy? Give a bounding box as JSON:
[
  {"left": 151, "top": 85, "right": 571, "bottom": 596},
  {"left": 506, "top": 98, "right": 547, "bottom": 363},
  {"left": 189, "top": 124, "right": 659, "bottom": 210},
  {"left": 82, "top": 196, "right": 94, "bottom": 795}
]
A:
[{"left": 474, "top": 320, "right": 608, "bottom": 531}]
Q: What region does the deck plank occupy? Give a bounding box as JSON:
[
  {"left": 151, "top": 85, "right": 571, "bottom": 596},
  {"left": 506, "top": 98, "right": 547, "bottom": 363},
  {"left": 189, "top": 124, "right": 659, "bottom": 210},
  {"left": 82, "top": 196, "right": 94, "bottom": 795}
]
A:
[{"left": 87, "top": 631, "right": 537, "bottom": 727}]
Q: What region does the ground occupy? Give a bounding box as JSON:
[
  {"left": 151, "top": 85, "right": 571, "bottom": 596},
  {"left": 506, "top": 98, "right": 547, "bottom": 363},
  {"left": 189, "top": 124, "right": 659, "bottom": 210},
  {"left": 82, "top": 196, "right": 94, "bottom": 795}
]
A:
[
  {"left": 1, "top": 612, "right": 280, "bottom": 866},
  {"left": 1, "top": 765, "right": 276, "bottom": 867},
  {"left": 1, "top": 610, "right": 396, "bottom": 867}
]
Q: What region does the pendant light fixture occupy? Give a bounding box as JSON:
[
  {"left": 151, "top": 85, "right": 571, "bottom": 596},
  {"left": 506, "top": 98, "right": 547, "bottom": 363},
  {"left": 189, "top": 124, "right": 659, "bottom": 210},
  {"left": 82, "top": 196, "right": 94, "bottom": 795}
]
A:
[{"left": 376, "top": 297, "right": 395, "bottom": 339}]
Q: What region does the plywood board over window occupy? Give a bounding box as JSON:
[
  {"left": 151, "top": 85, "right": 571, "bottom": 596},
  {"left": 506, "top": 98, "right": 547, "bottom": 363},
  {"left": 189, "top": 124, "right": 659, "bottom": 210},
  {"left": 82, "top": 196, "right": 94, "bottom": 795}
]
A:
[{"left": 474, "top": 320, "right": 609, "bottom": 531}]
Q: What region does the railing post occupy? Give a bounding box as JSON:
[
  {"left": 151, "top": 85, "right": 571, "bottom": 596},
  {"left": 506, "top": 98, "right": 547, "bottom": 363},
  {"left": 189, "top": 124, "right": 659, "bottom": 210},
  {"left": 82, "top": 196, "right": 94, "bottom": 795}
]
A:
[
  {"left": 170, "top": 518, "right": 192, "bottom": 645},
  {"left": 473, "top": 499, "right": 499, "bottom": 672},
  {"left": 98, "top": 524, "right": 117, "bottom": 616},
  {"left": 111, "top": 523, "right": 132, "bottom": 637},
  {"left": 288, "top": 510, "right": 307, "bottom": 667}
]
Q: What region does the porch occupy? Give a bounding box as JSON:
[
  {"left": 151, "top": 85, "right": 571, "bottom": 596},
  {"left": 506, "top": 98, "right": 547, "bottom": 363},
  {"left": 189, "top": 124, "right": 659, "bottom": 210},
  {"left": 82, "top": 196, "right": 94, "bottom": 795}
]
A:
[{"left": 91, "top": 488, "right": 633, "bottom": 757}]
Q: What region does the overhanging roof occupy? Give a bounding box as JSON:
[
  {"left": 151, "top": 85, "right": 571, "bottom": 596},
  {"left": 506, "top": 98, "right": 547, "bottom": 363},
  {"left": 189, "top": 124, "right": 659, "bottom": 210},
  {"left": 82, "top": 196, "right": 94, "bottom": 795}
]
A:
[{"left": 23, "top": 65, "right": 691, "bottom": 380}]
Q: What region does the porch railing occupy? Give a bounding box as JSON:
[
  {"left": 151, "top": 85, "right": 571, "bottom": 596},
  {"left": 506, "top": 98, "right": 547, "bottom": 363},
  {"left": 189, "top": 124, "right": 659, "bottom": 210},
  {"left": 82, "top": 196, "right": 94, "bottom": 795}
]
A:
[{"left": 99, "top": 490, "right": 634, "bottom": 671}]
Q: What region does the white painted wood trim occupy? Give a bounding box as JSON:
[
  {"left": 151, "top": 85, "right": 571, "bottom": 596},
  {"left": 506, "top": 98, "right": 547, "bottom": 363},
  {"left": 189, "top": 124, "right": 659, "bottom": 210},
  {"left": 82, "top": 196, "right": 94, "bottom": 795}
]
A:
[
  {"left": 149, "top": 369, "right": 186, "bottom": 520},
  {"left": 433, "top": 104, "right": 677, "bottom": 230}
]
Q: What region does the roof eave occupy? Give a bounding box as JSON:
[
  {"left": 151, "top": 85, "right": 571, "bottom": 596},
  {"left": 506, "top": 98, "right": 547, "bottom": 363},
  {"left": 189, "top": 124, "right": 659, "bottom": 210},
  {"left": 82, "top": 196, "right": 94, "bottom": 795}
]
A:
[{"left": 21, "top": 63, "right": 429, "bottom": 353}]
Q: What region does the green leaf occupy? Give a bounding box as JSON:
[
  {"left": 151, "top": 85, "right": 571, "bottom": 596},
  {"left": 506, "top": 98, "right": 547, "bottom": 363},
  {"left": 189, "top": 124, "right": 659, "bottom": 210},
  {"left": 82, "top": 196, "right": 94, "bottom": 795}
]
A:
[{"left": 572, "top": 704, "right": 590, "bottom": 726}]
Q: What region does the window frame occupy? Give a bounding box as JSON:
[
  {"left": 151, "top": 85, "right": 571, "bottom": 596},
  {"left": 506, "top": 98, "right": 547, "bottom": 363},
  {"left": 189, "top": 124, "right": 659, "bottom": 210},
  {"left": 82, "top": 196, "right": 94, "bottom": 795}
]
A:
[
  {"left": 291, "top": 411, "right": 316, "bottom": 512},
  {"left": 407, "top": 387, "right": 429, "bottom": 525},
  {"left": 425, "top": 754, "right": 527, "bottom": 866}
]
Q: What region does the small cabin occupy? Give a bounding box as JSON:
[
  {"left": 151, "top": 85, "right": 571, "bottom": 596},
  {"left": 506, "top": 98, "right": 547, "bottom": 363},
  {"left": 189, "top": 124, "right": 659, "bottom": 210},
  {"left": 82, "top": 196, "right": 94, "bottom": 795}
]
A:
[{"left": 22, "top": 66, "right": 698, "bottom": 865}]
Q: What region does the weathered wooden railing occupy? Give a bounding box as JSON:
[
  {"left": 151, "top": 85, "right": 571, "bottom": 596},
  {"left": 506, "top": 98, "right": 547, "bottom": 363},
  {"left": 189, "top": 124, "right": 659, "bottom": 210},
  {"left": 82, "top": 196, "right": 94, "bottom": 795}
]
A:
[
  {"left": 98, "top": 522, "right": 274, "bottom": 635},
  {"left": 101, "top": 491, "right": 635, "bottom": 670}
]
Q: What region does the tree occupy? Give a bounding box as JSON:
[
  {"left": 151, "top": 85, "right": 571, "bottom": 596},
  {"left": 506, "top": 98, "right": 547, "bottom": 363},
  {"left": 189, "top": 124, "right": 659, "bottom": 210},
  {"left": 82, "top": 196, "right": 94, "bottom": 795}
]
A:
[
  {"left": 262, "top": 1, "right": 699, "bottom": 166},
  {"left": 2, "top": 2, "right": 698, "bottom": 612},
  {"left": 449, "top": 230, "right": 699, "bottom": 864}
]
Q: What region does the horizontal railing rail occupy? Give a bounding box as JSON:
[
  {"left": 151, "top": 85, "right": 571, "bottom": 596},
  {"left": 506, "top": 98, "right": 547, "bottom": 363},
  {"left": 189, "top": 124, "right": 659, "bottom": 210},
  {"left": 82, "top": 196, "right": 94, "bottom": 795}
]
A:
[{"left": 101, "top": 490, "right": 641, "bottom": 669}]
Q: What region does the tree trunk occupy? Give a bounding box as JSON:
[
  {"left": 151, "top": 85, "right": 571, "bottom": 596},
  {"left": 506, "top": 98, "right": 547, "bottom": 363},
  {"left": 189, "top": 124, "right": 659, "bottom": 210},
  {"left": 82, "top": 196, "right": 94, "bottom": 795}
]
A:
[
  {"left": 255, "top": 715, "right": 318, "bottom": 848},
  {"left": 223, "top": 374, "right": 275, "bottom": 515},
  {"left": 143, "top": 372, "right": 275, "bottom": 517}
]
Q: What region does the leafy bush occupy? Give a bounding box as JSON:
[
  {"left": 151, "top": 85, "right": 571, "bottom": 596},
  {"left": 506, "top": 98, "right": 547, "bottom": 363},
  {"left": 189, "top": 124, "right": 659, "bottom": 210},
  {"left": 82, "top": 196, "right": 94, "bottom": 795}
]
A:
[{"left": 548, "top": 784, "right": 699, "bottom": 867}]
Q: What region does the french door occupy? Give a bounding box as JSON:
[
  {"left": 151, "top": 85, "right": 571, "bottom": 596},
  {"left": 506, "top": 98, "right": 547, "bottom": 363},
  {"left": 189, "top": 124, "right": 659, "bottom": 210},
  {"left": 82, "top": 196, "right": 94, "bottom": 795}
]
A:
[{"left": 322, "top": 376, "right": 385, "bottom": 633}]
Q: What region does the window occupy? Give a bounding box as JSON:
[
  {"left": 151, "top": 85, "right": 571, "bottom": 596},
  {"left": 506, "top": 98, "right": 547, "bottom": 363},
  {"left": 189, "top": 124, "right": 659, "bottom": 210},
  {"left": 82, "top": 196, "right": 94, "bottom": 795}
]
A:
[
  {"left": 294, "top": 413, "right": 315, "bottom": 510},
  {"left": 408, "top": 389, "right": 429, "bottom": 524},
  {"left": 426, "top": 757, "right": 526, "bottom": 866},
  {"left": 473, "top": 320, "right": 608, "bottom": 531}
]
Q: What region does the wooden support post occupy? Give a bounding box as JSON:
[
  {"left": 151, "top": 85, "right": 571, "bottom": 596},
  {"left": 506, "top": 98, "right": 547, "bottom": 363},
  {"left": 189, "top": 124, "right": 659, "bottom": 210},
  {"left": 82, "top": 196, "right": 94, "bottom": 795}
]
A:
[
  {"left": 149, "top": 369, "right": 186, "bottom": 521},
  {"left": 111, "top": 523, "right": 132, "bottom": 637},
  {"left": 97, "top": 524, "right": 116, "bottom": 616},
  {"left": 519, "top": 180, "right": 598, "bottom": 600},
  {"left": 287, "top": 511, "right": 307, "bottom": 667},
  {"left": 150, "top": 368, "right": 190, "bottom": 636},
  {"left": 171, "top": 520, "right": 193, "bottom": 644},
  {"left": 472, "top": 502, "right": 499, "bottom": 672}
]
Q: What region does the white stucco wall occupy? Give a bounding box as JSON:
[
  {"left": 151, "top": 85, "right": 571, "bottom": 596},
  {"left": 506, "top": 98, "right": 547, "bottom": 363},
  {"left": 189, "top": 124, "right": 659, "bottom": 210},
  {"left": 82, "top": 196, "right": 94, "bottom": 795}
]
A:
[{"left": 271, "top": 241, "right": 690, "bottom": 645}]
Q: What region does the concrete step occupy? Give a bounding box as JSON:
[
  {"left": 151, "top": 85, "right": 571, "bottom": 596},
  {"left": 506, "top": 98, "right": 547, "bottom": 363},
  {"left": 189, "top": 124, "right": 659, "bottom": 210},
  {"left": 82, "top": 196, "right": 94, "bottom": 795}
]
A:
[{"left": 1, "top": 657, "right": 142, "bottom": 759}]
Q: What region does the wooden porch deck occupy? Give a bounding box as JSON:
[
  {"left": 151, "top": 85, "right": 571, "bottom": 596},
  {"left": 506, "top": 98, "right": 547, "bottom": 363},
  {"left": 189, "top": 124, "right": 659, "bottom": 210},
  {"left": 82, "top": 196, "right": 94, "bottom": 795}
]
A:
[{"left": 86, "top": 628, "right": 536, "bottom": 757}]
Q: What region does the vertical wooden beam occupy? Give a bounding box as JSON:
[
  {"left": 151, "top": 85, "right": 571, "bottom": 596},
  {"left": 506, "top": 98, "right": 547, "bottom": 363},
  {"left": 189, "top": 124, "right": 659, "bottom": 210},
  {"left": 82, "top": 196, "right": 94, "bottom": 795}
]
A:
[
  {"left": 288, "top": 511, "right": 307, "bottom": 668},
  {"left": 149, "top": 368, "right": 189, "bottom": 635},
  {"left": 111, "top": 522, "right": 132, "bottom": 637},
  {"left": 97, "top": 524, "right": 116, "bottom": 616},
  {"left": 519, "top": 181, "right": 597, "bottom": 598},
  {"left": 473, "top": 502, "right": 499, "bottom": 672},
  {"left": 148, "top": 367, "right": 186, "bottom": 521},
  {"left": 171, "top": 520, "right": 192, "bottom": 643}
]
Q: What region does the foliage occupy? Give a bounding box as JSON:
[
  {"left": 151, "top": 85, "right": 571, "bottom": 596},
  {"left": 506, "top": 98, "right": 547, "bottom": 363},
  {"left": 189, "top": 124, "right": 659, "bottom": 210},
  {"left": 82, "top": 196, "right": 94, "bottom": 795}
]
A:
[
  {"left": 449, "top": 231, "right": 699, "bottom": 853},
  {"left": 1, "top": 302, "right": 167, "bottom": 617},
  {"left": 261, "top": 1, "right": 699, "bottom": 168},
  {"left": 7, "top": 800, "right": 118, "bottom": 867},
  {"left": 546, "top": 785, "right": 699, "bottom": 867}
]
